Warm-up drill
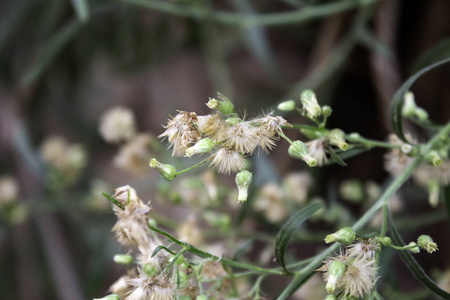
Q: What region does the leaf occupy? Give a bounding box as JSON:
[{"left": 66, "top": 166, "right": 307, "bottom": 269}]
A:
[
  {"left": 326, "top": 146, "right": 347, "bottom": 166},
  {"left": 101, "top": 193, "right": 124, "bottom": 210},
  {"left": 410, "top": 38, "right": 450, "bottom": 75},
  {"left": 390, "top": 57, "right": 450, "bottom": 143},
  {"left": 274, "top": 202, "right": 323, "bottom": 274},
  {"left": 387, "top": 212, "right": 450, "bottom": 299},
  {"left": 22, "top": 19, "right": 82, "bottom": 85},
  {"left": 151, "top": 245, "right": 176, "bottom": 257},
  {"left": 70, "top": 0, "right": 90, "bottom": 23}
]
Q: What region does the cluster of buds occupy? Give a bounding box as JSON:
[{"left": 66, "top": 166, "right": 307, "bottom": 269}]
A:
[
  {"left": 97, "top": 185, "right": 202, "bottom": 300},
  {"left": 154, "top": 93, "right": 293, "bottom": 203},
  {"left": 402, "top": 91, "right": 429, "bottom": 121}
]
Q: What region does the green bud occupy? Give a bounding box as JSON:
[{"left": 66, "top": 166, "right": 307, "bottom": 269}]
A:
[
  {"left": 380, "top": 236, "right": 391, "bottom": 246},
  {"left": 402, "top": 91, "right": 417, "bottom": 118},
  {"left": 206, "top": 98, "right": 234, "bottom": 115},
  {"left": 327, "top": 129, "right": 348, "bottom": 151},
  {"left": 225, "top": 117, "right": 241, "bottom": 126},
  {"left": 143, "top": 263, "right": 157, "bottom": 276},
  {"left": 427, "top": 180, "right": 440, "bottom": 208},
  {"left": 195, "top": 295, "right": 208, "bottom": 300},
  {"left": 113, "top": 254, "right": 133, "bottom": 265},
  {"left": 415, "top": 107, "right": 429, "bottom": 121},
  {"left": 408, "top": 242, "right": 420, "bottom": 254},
  {"left": 169, "top": 255, "right": 185, "bottom": 265},
  {"left": 339, "top": 180, "right": 364, "bottom": 203},
  {"left": 324, "top": 227, "right": 356, "bottom": 244},
  {"left": 341, "top": 295, "right": 358, "bottom": 300},
  {"left": 321, "top": 105, "right": 332, "bottom": 117},
  {"left": 417, "top": 235, "right": 438, "bottom": 253},
  {"left": 300, "top": 89, "right": 322, "bottom": 118},
  {"left": 176, "top": 296, "right": 192, "bottom": 300},
  {"left": 326, "top": 260, "right": 346, "bottom": 293},
  {"left": 425, "top": 150, "right": 442, "bottom": 167},
  {"left": 324, "top": 295, "right": 337, "bottom": 300},
  {"left": 94, "top": 295, "right": 120, "bottom": 300},
  {"left": 401, "top": 144, "right": 418, "bottom": 157},
  {"left": 185, "top": 138, "right": 214, "bottom": 157},
  {"left": 288, "top": 140, "right": 317, "bottom": 167},
  {"left": 150, "top": 158, "right": 177, "bottom": 181},
  {"left": 277, "top": 100, "right": 296, "bottom": 111},
  {"left": 235, "top": 170, "right": 252, "bottom": 203},
  {"left": 148, "top": 218, "right": 157, "bottom": 228}
]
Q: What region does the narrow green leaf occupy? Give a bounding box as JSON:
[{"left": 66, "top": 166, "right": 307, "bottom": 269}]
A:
[
  {"left": 274, "top": 202, "right": 323, "bottom": 274},
  {"left": 22, "top": 20, "right": 82, "bottom": 85},
  {"left": 410, "top": 38, "right": 450, "bottom": 74},
  {"left": 70, "top": 0, "right": 90, "bottom": 23},
  {"left": 390, "top": 57, "right": 450, "bottom": 143},
  {"left": 101, "top": 193, "right": 124, "bottom": 210},
  {"left": 326, "top": 146, "right": 347, "bottom": 166},
  {"left": 151, "top": 245, "right": 176, "bottom": 257},
  {"left": 387, "top": 212, "right": 450, "bottom": 299}
]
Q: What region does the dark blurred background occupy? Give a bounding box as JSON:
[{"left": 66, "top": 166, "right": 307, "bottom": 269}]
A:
[{"left": 0, "top": 0, "right": 450, "bottom": 299}]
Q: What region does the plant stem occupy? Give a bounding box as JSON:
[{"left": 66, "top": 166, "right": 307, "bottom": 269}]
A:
[
  {"left": 346, "top": 134, "right": 401, "bottom": 149},
  {"left": 277, "top": 121, "right": 450, "bottom": 299},
  {"left": 278, "top": 131, "right": 294, "bottom": 145},
  {"left": 118, "top": 0, "right": 380, "bottom": 27},
  {"left": 149, "top": 224, "right": 287, "bottom": 276},
  {"left": 175, "top": 158, "right": 210, "bottom": 175}
]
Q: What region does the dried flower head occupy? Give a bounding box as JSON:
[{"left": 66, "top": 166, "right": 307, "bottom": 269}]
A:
[
  {"left": 126, "top": 274, "right": 174, "bottom": 300},
  {"left": 346, "top": 240, "right": 378, "bottom": 260},
  {"left": 110, "top": 275, "right": 132, "bottom": 299},
  {"left": 339, "top": 257, "right": 378, "bottom": 298},
  {"left": 99, "top": 106, "right": 136, "bottom": 143},
  {"left": 198, "top": 114, "right": 225, "bottom": 141},
  {"left": 223, "top": 121, "right": 259, "bottom": 154},
  {"left": 306, "top": 139, "right": 328, "bottom": 166},
  {"left": 159, "top": 111, "right": 201, "bottom": 157},
  {"left": 209, "top": 147, "right": 244, "bottom": 174},
  {"left": 111, "top": 185, "right": 151, "bottom": 249},
  {"left": 253, "top": 183, "right": 287, "bottom": 223},
  {"left": 114, "top": 133, "right": 153, "bottom": 175},
  {"left": 0, "top": 176, "right": 19, "bottom": 205}
]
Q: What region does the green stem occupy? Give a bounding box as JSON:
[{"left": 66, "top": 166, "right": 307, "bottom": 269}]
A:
[
  {"left": 149, "top": 224, "right": 287, "bottom": 276},
  {"left": 346, "top": 134, "right": 401, "bottom": 149},
  {"left": 118, "top": 0, "right": 379, "bottom": 27},
  {"left": 176, "top": 158, "right": 210, "bottom": 175},
  {"left": 278, "top": 131, "right": 294, "bottom": 145},
  {"left": 277, "top": 121, "right": 450, "bottom": 299},
  {"left": 380, "top": 203, "right": 388, "bottom": 237}
]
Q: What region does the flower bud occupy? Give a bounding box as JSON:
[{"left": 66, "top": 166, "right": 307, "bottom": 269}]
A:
[
  {"left": 327, "top": 129, "right": 348, "bottom": 151},
  {"left": 425, "top": 150, "right": 442, "bottom": 167},
  {"left": 94, "top": 295, "right": 120, "bottom": 300},
  {"left": 225, "top": 117, "right": 241, "bottom": 126},
  {"left": 408, "top": 242, "right": 420, "bottom": 253},
  {"left": 417, "top": 235, "right": 438, "bottom": 253},
  {"left": 185, "top": 138, "right": 214, "bottom": 157},
  {"left": 427, "top": 180, "right": 439, "bottom": 208},
  {"left": 150, "top": 158, "right": 177, "bottom": 181},
  {"left": 402, "top": 91, "right": 417, "bottom": 118},
  {"left": 206, "top": 98, "right": 234, "bottom": 115},
  {"left": 143, "top": 263, "right": 158, "bottom": 276},
  {"left": 415, "top": 107, "right": 429, "bottom": 121},
  {"left": 375, "top": 236, "right": 391, "bottom": 246},
  {"left": 341, "top": 295, "right": 358, "bottom": 300},
  {"left": 300, "top": 90, "right": 322, "bottom": 118},
  {"left": 277, "top": 100, "right": 296, "bottom": 111},
  {"left": 288, "top": 141, "right": 317, "bottom": 167},
  {"left": 326, "top": 260, "right": 346, "bottom": 293},
  {"left": 321, "top": 105, "right": 332, "bottom": 118},
  {"left": 196, "top": 295, "right": 208, "bottom": 300},
  {"left": 324, "top": 295, "right": 337, "bottom": 300},
  {"left": 401, "top": 144, "right": 418, "bottom": 157},
  {"left": 235, "top": 170, "right": 252, "bottom": 203},
  {"left": 325, "top": 227, "right": 356, "bottom": 244},
  {"left": 113, "top": 254, "right": 133, "bottom": 265}
]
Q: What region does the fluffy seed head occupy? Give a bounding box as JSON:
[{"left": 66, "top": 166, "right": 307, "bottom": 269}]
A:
[{"left": 210, "top": 147, "right": 243, "bottom": 175}]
